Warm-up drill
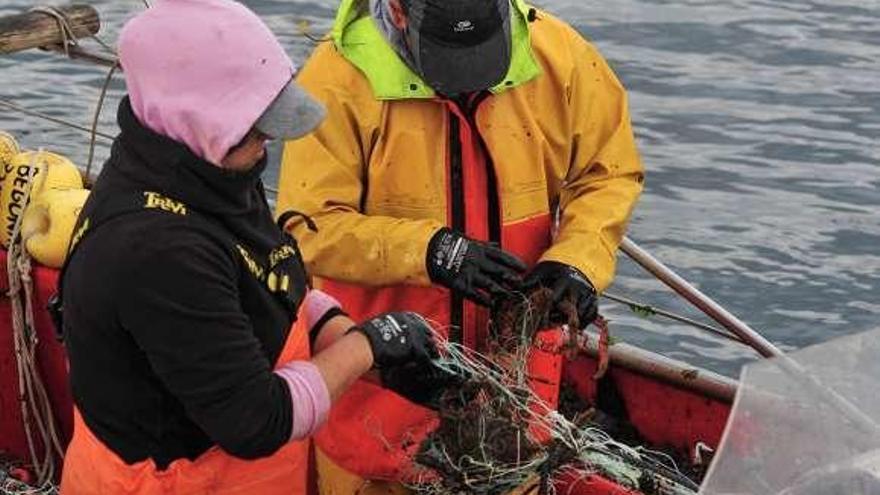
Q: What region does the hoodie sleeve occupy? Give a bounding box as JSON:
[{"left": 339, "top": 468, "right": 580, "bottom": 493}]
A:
[{"left": 117, "top": 224, "right": 293, "bottom": 460}]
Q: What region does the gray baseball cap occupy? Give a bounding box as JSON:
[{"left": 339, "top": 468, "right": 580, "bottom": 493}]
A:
[{"left": 254, "top": 79, "right": 326, "bottom": 140}]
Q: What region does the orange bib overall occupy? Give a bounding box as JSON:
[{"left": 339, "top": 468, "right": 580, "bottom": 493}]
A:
[{"left": 60, "top": 317, "right": 311, "bottom": 495}]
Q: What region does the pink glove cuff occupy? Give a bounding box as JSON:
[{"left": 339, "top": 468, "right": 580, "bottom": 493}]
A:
[
  {"left": 302, "top": 289, "right": 342, "bottom": 331},
  {"left": 274, "top": 361, "right": 331, "bottom": 440}
]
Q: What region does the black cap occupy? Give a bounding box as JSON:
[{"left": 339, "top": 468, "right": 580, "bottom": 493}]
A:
[{"left": 403, "top": 0, "right": 512, "bottom": 96}]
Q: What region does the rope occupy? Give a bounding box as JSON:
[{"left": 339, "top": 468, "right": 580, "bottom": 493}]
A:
[
  {"left": 601, "top": 291, "right": 748, "bottom": 346},
  {"left": 0, "top": 98, "right": 115, "bottom": 141},
  {"left": 295, "top": 20, "right": 332, "bottom": 44},
  {"left": 5, "top": 151, "right": 64, "bottom": 489},
  {"left": 8, "top": 153, "right": 46, "bottom": 482},
  {"left": 85, "top": 62, "right": 120, "bottom": 179},
  {"left": 421, "top": 336, "right": 698, "bottom": 495},
  {"left": 28, "top": 5, "right": 117, "bottom": 57},
  {"left": 24, "top": 1, "right": 122, "bottom": 176},
  {"left": 85, "top": 33, "right": 115, "bottom": 57},
  {"left": 17, "top": 253, "right": 65, "bottom": 460},
  {"left": 27, "top": 7, "right": 78, "bottom": 58},
  {"left": 0, "top": 462, "right": 58, "bottom": 495}
]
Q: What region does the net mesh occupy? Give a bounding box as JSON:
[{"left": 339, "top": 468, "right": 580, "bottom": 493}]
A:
[{"left": 407, "top": 290, "right": 699, "bottom": 495}]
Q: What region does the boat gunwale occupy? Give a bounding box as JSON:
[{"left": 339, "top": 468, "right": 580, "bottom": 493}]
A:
[{"left": 576, "top": 331, "right": 738, "bottom": 403}]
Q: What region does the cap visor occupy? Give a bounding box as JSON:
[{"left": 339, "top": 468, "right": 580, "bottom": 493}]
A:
[
  {"left": 255, "top": 81, "right": 326, "bottom": 140},
  {"left": 416, "top": 25, "right": 511, "bottom": 96}
]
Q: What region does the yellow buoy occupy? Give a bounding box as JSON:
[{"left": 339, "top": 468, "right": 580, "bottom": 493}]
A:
[
  {"left": 0, "top": 131, "right": 20, "bottom": 183},
  {"left": 0, "top": 151, "right": 84, "bottom": 247},
  {"left": 21, "top": 189, "right": 90, "bottom": 268}
]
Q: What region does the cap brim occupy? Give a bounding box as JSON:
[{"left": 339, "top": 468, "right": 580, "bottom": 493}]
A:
[
  {"left": 413, "top": 20, "right": 511, "bottom": 96},
  {"left": 255, "top": 81, "right": 326, "bottom": 140}
]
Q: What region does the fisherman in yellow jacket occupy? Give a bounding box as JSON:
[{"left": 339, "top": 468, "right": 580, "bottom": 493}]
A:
[{"left": 277, "top": 0, "right": 644, "bottom": 491}]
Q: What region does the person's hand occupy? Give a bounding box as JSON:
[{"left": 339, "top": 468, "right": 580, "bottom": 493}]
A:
[
  {"left": 426, "top": 228, "right": 526, "bottom": 307},
  {"left": 350, "top": 311, "right": 439, "bottom": 369},
  {"left": 523, "top": 261, "right": 598, "bottom": 328},
  {"left": 380, "top": 360, "right": 464, "bottom": 410}
]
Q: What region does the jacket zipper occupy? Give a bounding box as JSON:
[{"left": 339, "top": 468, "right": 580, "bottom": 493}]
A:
[
  {"left": 447, "top": 92, "right": 502, "bottom": 344},
  {"left": 448, "top": 113, "right": 465, "bottom": 343}
]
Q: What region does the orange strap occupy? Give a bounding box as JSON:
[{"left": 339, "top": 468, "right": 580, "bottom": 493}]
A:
[{"left": 527, "top": 329, "right": 565, "bottom": 443}]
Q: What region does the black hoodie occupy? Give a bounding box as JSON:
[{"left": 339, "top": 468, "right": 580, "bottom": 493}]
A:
[{"left": 63, "top": 98, "right": 308, "bottom": 468}]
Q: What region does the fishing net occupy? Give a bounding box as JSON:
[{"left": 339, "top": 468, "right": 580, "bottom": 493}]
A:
[
  {"left": 700, "top": 328, "right": 880, "bottom": 495},
  {"left": 0, "top": 457, "right": 58, "bottom": 495},
  {"left": 408, "top": 289, "right": 700, "bottom": 495}
]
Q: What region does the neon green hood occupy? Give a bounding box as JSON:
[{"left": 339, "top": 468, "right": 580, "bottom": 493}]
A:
[{"left": 330, "top": 0, "right": 541, "bottom": 100}]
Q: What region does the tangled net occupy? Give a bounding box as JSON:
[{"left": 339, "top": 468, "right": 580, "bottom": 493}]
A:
[
  {"left": 408, "top": 289, "right": 700, "bottom": 495},
  {"left": 0, "top": 457, "right": 58, "bottom": 495}
]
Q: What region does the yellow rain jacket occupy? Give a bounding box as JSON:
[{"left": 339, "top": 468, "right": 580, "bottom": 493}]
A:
[{"left": 278, "top": 0, "right": 644, "bottom": 481}]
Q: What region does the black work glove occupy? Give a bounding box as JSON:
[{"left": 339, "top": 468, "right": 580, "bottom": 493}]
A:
[
  {"left": 380, "top": 360, "right": 465, "bottom": 410},
  {"left": 350, "top": 311, "right": 439, "bottom": 369},
  {"left": 426, "top": 228, "right": 527, "bottom": 307},
  {"left": 523, "top": 261, "right": 599, "bottom": 328}
]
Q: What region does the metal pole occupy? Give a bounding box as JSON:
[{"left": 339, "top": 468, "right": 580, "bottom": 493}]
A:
[{"left": 619, "top": 237, "right": 780, "bottom": 358}]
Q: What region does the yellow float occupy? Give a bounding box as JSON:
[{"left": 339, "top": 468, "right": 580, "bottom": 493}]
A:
[
  {"left": 0, "top": 131, "right": 20, "bottom": 182},
  {"left": 21, "top": 188, "right": 90, "bottom": 268},
  {"left": 0, "top": 150, "right": 83, "bottom": 247}
]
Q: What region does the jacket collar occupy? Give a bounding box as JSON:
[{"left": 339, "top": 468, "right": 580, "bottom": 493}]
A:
[
  {"left": 330, "top": 0, "right": 541, "bottom": 100},
  {"left": 111, "top": 96, "right": 268, "bottom": 217}
]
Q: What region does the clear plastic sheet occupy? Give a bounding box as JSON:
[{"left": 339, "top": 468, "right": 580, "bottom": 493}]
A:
[{"left": 701, "top": 329, "right": 880, "bottom": 495}]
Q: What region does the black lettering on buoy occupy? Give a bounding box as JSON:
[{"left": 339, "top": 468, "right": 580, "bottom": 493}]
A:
[
  {"left": 6, "top": 215, "right": 16, "bottom": 238},
  {"left": 8, "top": 202, "right": 22, "bottom": 218},
  {"left": 13, "top": 176, "right": 29, "bottom": 190}
]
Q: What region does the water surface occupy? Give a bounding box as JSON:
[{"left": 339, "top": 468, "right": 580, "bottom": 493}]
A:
[{"left": 1, "top": 0, "right": 878, "bottom": 376}]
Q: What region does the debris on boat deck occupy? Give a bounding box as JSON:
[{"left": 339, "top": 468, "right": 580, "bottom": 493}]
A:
[
  {"left": 409, "top": 290, "right": 702, "bottom": 495},
  {"left": 558, "top": 382, "right": 711, "bottom": 487},
  {"left": 0, "top": 456, "right": 58, "bottom": 495}
]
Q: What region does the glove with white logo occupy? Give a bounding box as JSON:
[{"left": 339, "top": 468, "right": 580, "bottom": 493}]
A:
[
  {"left": 523, "top": 261, "right": 599, "bottom": 329},
  {"left": 380, "top": 359, "right": 465, "bottom": 410},
  {"left": 426, "top": 228, "right": 527, "bottom": 307},
  {"left": 350, "top": 311, "right": 439, "bottom": 369}
]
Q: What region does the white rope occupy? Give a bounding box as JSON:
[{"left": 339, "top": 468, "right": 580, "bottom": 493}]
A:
[{"left": 5, "top": 151, "right": 63, "bottom": 490}]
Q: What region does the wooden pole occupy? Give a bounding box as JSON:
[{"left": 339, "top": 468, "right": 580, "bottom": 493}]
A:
[{"left": 0, "top": 5, "right": 100, "bottom": 56}]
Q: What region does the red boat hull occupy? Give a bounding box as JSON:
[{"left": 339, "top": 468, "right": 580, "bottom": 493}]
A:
[
  {"left": 0, "top": 251, "right": 73, "bottom": 462},
  {"left": 0, "top": 250, "right": 736, "bottom": 493}
]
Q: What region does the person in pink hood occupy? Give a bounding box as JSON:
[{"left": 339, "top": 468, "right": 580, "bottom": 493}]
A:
[{"left": 57, "top": 1, "right": 452, "bottom": 493}]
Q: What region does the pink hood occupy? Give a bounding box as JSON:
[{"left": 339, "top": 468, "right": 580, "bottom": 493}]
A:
[{"left": 118, "top": 0, "right": 295, "bottom": 165}]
